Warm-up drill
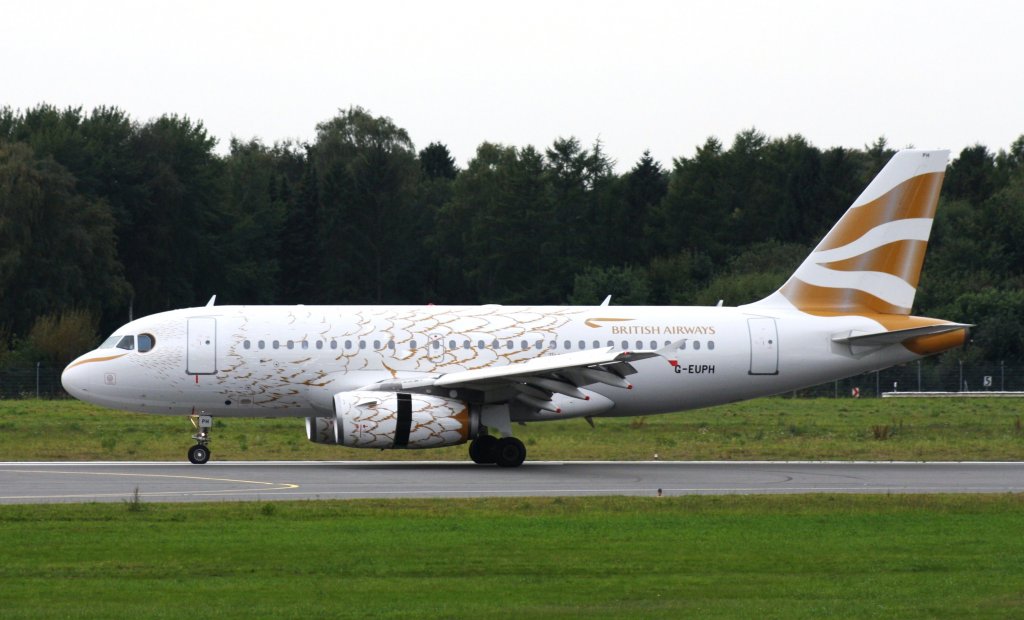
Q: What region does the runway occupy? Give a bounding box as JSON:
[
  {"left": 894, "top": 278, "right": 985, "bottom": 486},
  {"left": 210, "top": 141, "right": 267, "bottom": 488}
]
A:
[{"left": 2, "top": 461, "right": 1023, "bottom": 504}]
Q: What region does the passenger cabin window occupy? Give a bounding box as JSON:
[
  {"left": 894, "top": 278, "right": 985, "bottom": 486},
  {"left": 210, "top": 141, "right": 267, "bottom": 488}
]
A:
[
  {"left": 330, "top": 340, "right": 338, "bottom": 350},
  {"left": 693, "top": 341, "right": 701, "bottom": 350},
  {"left": 138, "top": 334, "right": 155, "bottom": 353},
  {"left": 578, "top": 340, "right": 585, "bottom": 350},
  {"left": 116, "top": 335, "right": 135, "bottom": 350},
  {"left": 258, "top": 340, "right": 265, "bottom": 349},
  {"left": 708, "top": 341, "right": 715, "bottom": 350},
  {"left": 273, "top": 340, "right": 280, "bottom": 349},
  {"left": 302, "top": 341, "right": 309, "bottom": 350},
  {"left": 316, "top": 341, "right": 323, "bottom": 350},
  {"left": 243, "top": 340, "right": 251, "bottom": 350}
]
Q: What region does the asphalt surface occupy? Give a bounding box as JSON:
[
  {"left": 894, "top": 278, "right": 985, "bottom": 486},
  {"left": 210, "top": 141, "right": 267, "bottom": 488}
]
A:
[{"left": 2, "top": 461, "right": 1023, "bottom": 504}]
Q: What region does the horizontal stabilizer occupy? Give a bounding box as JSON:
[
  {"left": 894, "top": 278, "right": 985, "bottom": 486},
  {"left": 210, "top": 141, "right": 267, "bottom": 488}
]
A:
[{"left": 832, "top": 323, "right": 971, "bottom": 346}]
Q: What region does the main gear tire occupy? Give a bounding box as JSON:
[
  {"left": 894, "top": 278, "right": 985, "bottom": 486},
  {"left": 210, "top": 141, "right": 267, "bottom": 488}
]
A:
[
  {"left": 494, "top": 437, "right": 526, "bottom": 468},
  {"left": 469, "top": 435, "right": 498, "bottom": 464}
]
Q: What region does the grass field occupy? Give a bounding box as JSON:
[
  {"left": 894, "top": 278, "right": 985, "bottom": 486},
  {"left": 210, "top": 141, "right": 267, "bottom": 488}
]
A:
[
  {"left": 1, "top": 397, "right": 1022, "bottom": 462},
  {"left": 3, "top": 400, "right": 1023, "bottom": 618},
  {"left": 0, "top": 494, "right": 1022, "bottom": 619}
]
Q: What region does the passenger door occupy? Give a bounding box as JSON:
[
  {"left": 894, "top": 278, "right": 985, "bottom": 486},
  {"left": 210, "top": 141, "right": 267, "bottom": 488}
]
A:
[
  {"left": 187, "top": 317, "right": 217, "bottom": 375},
  {"left": 747, "top": 317, "right": 778, "bottom": 375}
]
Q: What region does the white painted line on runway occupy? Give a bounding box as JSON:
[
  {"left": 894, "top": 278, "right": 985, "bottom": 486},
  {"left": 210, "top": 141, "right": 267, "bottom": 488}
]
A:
[{"left": 0, "top": 468, "right": 299, "bottom": 501}]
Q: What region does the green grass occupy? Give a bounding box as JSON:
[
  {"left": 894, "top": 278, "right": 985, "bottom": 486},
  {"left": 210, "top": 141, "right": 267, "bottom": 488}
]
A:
[
  {"left": 1, "top": 397, "right": 1022, "bottom": 461},
  {"left": 0, "top": 494, "right": 1022, "bottom": 619},
  {"left": 3, "top": 401, "right": 1023, "bottom": 618}
]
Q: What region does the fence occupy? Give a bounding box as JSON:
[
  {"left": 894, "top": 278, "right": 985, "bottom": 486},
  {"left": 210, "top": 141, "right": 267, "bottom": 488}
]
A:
[
  {"left": 794, "top": 360, "right": 1024, "bottom": 398},
  {"left": 0, "top": 364, "right": 66, "bottom": 399}
]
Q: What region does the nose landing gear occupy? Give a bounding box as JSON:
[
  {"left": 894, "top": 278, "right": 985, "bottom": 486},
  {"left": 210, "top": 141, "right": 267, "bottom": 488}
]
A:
[
  {"left": 188, "top": 414, "right": 212, "bottom": 464},
  {"left": 188, "top": 443, "right": 210, "bottom": 465}
]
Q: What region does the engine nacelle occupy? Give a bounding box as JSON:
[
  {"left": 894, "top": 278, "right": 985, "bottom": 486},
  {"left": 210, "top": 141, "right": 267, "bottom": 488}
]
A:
[
  {"left": 306, "top": 390, "right": 475, "bottom": 449},
  {"left": 306, "top": 416, "right": 338, "bottom": 445}
]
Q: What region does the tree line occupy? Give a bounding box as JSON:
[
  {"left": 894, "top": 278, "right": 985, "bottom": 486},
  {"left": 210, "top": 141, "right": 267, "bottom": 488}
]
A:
[{"left": 1, "top": 104, "right": 1022, "bottom": 366}]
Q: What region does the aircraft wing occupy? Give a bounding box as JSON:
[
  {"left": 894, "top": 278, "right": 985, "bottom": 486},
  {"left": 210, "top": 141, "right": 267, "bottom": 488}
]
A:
[
  {"left": 430, "top": 345, "right": 674, "bottom": 415},
  {"left": 434, "top": 347, "right": 656, "bottom": 388},
  {"left": 435, "top": 342, "right": 684, "bottom": 413},
  {"left": 362, "top": 343, "right": 681, "bottom": 415},
  {"left": 360, "top": 344, "right": 679, "bottom": 416}
]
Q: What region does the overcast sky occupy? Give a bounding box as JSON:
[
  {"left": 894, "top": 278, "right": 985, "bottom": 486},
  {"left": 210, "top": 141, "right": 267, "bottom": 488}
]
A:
[{"left": 3, "top": 0, "right": 1021, "bottom": 170}]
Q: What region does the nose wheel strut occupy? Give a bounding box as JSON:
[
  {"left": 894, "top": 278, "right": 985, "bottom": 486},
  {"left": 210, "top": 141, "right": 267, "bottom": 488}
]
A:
[{"left": 188, "top": 414, "right": 212, "bottom": 464}]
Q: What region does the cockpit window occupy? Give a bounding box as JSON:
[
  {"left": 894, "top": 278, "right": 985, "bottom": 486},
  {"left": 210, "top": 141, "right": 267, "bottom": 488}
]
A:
[
  {"left": 116, "top": 335, "right": 135, "bottom": 350},
  {"left": 99, "top": 335, "right": 120, "bottom": 349},
  {"left": 137, "top": 333, "right": 155, "bottom": 353}
]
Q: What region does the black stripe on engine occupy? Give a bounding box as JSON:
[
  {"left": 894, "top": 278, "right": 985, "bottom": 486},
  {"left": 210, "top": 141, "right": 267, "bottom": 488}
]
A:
[{"left": 394, "top": 393, "right": 412, "bottom": 448}]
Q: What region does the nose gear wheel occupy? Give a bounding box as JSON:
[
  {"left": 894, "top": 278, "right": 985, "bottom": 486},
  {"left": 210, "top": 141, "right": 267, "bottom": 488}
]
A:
[{"left": 188, "top": 414, "right": 213, "bottom": 464}]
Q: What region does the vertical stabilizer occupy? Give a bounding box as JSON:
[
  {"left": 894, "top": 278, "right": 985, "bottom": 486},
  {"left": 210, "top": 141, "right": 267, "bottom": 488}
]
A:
[{"left": 753, "top": 149, "right": 948, "bottom": 316}]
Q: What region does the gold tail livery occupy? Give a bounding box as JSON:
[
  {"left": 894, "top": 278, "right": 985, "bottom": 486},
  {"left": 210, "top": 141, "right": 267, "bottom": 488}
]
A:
[{"left": 63, "top": 149, "right": 968, "bottom": 466}]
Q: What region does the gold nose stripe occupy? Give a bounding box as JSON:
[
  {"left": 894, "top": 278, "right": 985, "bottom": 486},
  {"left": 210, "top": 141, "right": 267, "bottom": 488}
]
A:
[{"left": 66, "top": 353, "right": 128, "bottom": 370}]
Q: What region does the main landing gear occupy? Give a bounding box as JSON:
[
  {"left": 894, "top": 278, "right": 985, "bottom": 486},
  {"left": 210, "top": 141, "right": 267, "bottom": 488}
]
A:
[
  {"left": 188, "top": 414, "right": 212, "bottom": 464},
  {"left": 469, "top": 434, "right": 526, "bottom": 468}
]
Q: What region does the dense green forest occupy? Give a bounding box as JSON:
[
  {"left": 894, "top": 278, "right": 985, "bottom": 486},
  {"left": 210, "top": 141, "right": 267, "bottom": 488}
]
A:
[{"left": 1, "top": 104, "right": 1022, "bottom": 367}]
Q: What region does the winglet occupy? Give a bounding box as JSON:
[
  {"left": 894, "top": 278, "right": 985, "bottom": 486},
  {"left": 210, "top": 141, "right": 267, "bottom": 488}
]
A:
[
  {"left": 600, "top": 295, "right": 611, "bottom": 307},
  {"left": 206, "top": 295, "right": 217, "bottom": 307},
  {"left": 656, "top": 339, "right": 687, "bottom": 369}
]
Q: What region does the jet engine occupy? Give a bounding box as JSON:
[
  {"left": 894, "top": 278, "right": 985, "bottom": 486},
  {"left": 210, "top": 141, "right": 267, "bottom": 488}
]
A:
[{"left": 305, "top": 390, "right": 476, "bottom": 449}]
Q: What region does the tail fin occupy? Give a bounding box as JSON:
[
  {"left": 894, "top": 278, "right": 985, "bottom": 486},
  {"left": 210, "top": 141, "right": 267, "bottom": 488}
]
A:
[{"left": 754, "top": 149, "right": 949, "bottom": 316}]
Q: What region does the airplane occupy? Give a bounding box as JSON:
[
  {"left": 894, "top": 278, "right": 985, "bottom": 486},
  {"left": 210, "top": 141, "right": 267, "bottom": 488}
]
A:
[{"left": 61, "top": 149, "right": 969, "bottom": 467}]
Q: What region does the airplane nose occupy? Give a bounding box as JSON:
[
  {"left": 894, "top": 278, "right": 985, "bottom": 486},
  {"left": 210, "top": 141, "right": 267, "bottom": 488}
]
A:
[{"left": 61, "top": 359, "right": 87, "bottom": 399}]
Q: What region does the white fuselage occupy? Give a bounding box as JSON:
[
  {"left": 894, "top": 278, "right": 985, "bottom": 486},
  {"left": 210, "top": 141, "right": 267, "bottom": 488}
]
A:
[{"left": 62, "top": 304, "right": 922, "bottom": 420}]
